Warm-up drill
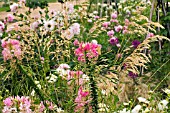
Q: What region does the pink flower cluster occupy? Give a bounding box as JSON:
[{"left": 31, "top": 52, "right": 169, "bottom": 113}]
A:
[
  {"left": 105, "top": 18, "right": 130, "bottom": 47},
  {"left": 146, "top": 32, "right": 154, "bottom": 38},
  {"left": 75, "top": 86, "right": 89, "bottom": 112},
  {"left": 2, "top": 96, "right": 55, "bottom": 113},
  {"left": 67, "top": 70, "right": 87, "bottom": 85},
  {"left": 74, "top": 41, "right": 101, "bottom": 62},
  {"left": 67, "top": 4, "right": 74, "bottom": 14},
  {"left": 63, "top": 23, "right": 80, "bottom": 39},
  {"left": 39, "top": 101, "right": 54, "bottom": 112},
  {"left": 6, "top": 14, "right": 15, "bottom": 23},
  {"left": 1, "top": 39, "right": 22, "bottom": 61},
  {"left": 3, "top": 96, "right": 32, "bottom": 113}
]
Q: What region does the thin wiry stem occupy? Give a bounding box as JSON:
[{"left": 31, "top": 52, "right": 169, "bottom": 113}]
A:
[
  {"left": 146, "top": 58, "right": 170, "bottom": 84},
  {"left": 153, "top": 72, "right": 170, "bottom": 92}
]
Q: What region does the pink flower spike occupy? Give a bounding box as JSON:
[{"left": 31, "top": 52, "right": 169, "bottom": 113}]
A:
[
  {"left": 39, "top": 101, "right": 45, "bottom": 112},
  {"left": 79, "top": 86, "right": 89, "bottom": 97},
  {"left": 48, "top": 102, "right": 54, "bottom": 110},
  {"left": 1, "top": 40, "right": 7, "bottom": 48},
  {"left": 76, "top": 71, "right": 83, "bottom": 76}
]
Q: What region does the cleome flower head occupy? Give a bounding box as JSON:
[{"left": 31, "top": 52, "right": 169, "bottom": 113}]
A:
[
  {"left": 74, "top": 41, "right": 102, "bottom": 62},
  {"left": 1, "top": 39, "right": 22, "bottom": 61}
]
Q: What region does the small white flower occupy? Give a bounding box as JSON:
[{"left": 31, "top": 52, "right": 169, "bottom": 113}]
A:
[
  {"left": 119, "top": 108, "right": 130, "bottom": 113},
  {"left": 111, "top": 3, "right": 115, "bottom": 6},
  {"left": 10, "top": 3, "right": 19, "bottom": 12},
  {"left": 59, "top": 64, "right": 70, "bottom": 69},
  {"left": 158, "top": 100, "right": 169, "bottom": 110},
  {"left": 48, "top": 74, "right": 58, "bottom": 83},
  {"left": 101, "top": 89, "right": 106, "bottom": 95},
  {"left": 82, "top": 74, "right": 89, "bottom": 81},
  {"left": 123, "top": 102, "right": 129, "bottom": 106},
  {"left": 62, "top": 28, "right": 74, "bottom": 39},
  {"left": 163, "top": 88, "right": 170, "bottom": 95},
  {"left": 34, "top": 81, "right": 40, "bottom": 84},
  {"left": 93, "top": 11, "right": 98, "bottom": 15},
  {"left": 44, "top": 20, "right": 56, "bottom": 31},
  {"left": 138, "top": 97, "right": 149, "bottom": 104},
  {"left": 30, "top": 21, "right": 39, "bottom": 30},
  {"left": 0, "top": 33, "right": 2, "bottom": 37},
  {"left": 87, "top": 19, "right": 92, "bottom": 23},
  {"left": 102, "top": 4, "right": 107, "bottom": 7},
  {"left": 10, "top": 107, "right": 17, "bottom": 112},
  {"left": 97, "top": 3, "right": 101, "bottom": 6},
  {"left": 131, "top": 105, "right": 142, "bottom": 113},
  {"left": 31, "top": 90, "right": 35, "bottom": 96},
  {"left": 71, "top": 23, "right": 80, "bottom": 35},
  {"left": 56, "top": 107, "right": 64, "bottom": 113},
  {"left": 92, "top": 40, "right": 98, "bottom": 44},
  {"left": 37, "top": 84, "right": 41, "bottom": 89}
]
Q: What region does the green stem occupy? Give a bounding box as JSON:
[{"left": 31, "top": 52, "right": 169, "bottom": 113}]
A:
[{"left": 19, "top": 65, "right": 46, "bottom": 101}]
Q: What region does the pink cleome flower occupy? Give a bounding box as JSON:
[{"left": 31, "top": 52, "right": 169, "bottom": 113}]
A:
[
  {"left": 7, "top": 14, "right": 14, "bottom": 22},
  {"left": 74, "top": 86, "right": 89, "bottom": 112},
  {"left": 3, "top": 97, "right": 13, "bottom": 107},
  {"left": 74, "top": 42, "right": 101, "bottom": 62},
  {"left": 1, "top": 39, "right": 22, "bottom": 61}
]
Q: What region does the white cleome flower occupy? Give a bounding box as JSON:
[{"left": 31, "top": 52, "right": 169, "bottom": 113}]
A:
[
  {"left": 48, "top": 74, "right": 58, "bottom": 83},
  {"left": 56, "top": 107, "right": 64, "bottom": 113},
  {"left": 70, "top": 23, "right": 80, "bottom": 35},
  {"left": 138, "top": 97, "right": 150, "bottom": 104},
  {"left": 59, "top": 64, "right": 70, "bottom": 69},
  {"left": 158, "top": 100, "right": 169, "bottom": 111},
  {"left": 10, "top": 3, "right": 19, "bottom": 12},
  {"left": 91, "top": 40, "right": 98, "bottom": 44},
  {"left": 163, "top": 88, "right": 170, "bottom": 95},
  {"left": 131, "top": 105, "right": 142, "bottom": 113},
  {"left": 82, "top": 74, "right": 89, "bottom": 81},
  {"left": 44, "top": 20, "right": 56, "bottom": 31}
]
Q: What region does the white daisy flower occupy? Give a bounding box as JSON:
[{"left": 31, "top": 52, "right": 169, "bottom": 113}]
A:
[{"left": 44, "top": 20, "right": 56, "bottom": 31}]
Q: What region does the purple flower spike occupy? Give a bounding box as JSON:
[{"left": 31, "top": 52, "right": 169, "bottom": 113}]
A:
[
  {"left": 132, "top": 40, "right": 140, "bottom": 48},
  {"left": 128, "top": 71, "right": 138, "bottom": 79}
]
